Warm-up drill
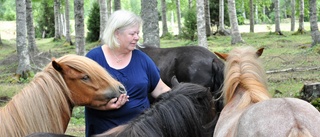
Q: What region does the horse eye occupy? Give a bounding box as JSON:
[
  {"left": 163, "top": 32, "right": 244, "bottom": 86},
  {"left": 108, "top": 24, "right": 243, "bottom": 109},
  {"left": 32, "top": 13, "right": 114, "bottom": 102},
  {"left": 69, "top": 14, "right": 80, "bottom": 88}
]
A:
[{"left": 81, "top": 75, "right": 90, "bottom": 81}]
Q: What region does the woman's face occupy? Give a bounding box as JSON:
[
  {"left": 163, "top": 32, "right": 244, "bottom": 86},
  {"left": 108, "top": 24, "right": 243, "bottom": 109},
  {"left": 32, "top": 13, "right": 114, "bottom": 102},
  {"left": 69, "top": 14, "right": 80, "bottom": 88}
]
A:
[{"left": 116, "top": 25, "right": 140, "bottom": 51}]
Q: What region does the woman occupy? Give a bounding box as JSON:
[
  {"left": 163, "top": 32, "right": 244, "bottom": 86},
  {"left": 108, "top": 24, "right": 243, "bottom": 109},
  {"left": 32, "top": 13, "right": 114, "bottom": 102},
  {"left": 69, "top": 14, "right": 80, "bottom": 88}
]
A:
[{"left": 85, "top": 10, "right": 171, "bottom": 137}]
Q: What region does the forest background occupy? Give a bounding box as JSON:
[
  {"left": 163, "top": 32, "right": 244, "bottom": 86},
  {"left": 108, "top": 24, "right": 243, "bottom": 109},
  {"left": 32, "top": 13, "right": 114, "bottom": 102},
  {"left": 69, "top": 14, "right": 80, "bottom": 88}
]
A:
[{"left": 0, "top": 0, "right": 320, "bottom": 136}]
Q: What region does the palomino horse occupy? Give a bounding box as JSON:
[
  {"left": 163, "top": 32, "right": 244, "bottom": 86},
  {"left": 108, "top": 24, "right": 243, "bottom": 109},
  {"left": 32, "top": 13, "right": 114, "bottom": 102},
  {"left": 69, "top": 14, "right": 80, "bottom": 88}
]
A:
[
  {"left": 213, "top": 46, "right": 320, "bottom": 137},
  {"left": 94, "top": 83, "right": 216, "bottom": 137},
  {"left": 0, "top": 55, "right": 126, "bottom": 137}
]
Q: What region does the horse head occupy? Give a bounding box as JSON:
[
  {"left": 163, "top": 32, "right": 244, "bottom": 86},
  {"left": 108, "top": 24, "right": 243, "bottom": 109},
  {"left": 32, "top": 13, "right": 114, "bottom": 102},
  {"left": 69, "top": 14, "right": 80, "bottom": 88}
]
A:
[{"left": 51, "top": 55, "right": 127, "bottom": 107}]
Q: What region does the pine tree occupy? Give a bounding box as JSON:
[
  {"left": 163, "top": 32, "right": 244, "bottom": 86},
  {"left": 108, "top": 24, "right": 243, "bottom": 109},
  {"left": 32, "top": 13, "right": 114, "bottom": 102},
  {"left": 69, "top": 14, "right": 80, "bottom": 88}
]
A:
[{"left": 86, "top": 2, "right": 100, "bottom": 42}]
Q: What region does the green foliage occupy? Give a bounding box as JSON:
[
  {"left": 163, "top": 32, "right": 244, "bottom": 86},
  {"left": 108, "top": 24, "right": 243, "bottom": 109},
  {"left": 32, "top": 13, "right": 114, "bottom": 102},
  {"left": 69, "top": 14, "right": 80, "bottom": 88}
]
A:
[
  {"left": 86, "top": 2, "right": 100, "bottom": 42},
  {"left": 181, "top": 8, "right": 196, "bottom": 41},
  {"left": 0, "top": 0, "right": 16, "bottom": 21},
  {"left": 311, "top": 98, "right": 320, "bottom": 111},
  {"left": 35, "top": 1, "right": 55, "bottom": 38}
]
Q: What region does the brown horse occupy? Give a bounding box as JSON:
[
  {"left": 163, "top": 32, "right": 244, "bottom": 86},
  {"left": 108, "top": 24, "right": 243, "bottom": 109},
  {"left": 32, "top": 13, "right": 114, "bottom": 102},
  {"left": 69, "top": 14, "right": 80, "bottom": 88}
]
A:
[
  {"left": 0, "top": 54, "right": 126, "bottom": 137},
  {"left": 213, "top": 46, "right": 320, "bottom": 137}
]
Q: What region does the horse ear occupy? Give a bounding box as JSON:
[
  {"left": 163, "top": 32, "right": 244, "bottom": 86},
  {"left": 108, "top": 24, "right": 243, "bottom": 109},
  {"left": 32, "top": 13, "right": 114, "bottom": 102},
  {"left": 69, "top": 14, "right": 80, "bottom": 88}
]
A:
[
  {"left": 171, "top": 75, "right": 180, "bottom": 87},
  {"left": 214, "top": 52, "right": 228, "bottom": 61},
  {"left": 52, "top": 60, "right": 63, "bottom": 72},
  {"left": 256, "top": 48, "right": 264, "bottom": 57}
]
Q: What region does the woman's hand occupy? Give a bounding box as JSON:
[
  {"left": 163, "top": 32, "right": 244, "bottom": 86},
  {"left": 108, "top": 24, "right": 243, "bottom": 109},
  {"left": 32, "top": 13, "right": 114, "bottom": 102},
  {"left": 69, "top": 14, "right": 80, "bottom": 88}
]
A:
[
  {"left": 90, "top": 94, "right": 129, "bottom": 110},
  {"left": 107, "top": 94, "right": 129, "bottom": 109}
]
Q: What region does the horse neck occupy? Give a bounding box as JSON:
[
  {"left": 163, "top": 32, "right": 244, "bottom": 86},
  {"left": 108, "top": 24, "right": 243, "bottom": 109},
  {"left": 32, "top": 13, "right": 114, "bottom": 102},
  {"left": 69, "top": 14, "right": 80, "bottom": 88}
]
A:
[{"left": 0, "top": 71, "right": 72, "bottom": 136}]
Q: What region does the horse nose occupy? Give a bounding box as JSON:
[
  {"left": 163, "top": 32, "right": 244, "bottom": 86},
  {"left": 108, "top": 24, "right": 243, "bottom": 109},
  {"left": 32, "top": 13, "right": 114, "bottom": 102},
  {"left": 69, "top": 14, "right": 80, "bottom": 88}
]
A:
[{"left": 119, "top": 85, "right": 127, "bottom": 94}]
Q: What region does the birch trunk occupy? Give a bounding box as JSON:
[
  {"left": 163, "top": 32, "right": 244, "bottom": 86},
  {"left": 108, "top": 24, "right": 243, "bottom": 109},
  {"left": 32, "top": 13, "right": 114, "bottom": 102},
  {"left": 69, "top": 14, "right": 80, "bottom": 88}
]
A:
[
  {"left": 74, "top": 0, "right": 86, "bottom": 55},
  {"left": 16, "top": 0, "right": 31, "bottom": 79},
  {"left": 227, "top": 0, "right": 244, "bottom": 44},
  {"left": 196, "top": 0, "right": 208, "bottom": 48}
]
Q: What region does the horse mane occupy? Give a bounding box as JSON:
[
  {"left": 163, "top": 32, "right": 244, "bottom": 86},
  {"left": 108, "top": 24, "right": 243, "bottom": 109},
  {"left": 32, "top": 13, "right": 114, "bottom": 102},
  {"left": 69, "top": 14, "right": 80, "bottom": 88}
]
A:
[
  {"left": 222, "top": 46, "right": 271, "bottom": 108},
  {"left": 98, "top": 83, "right": 215, "bottom": 137},
  {"left": 0, "top": 54, "right": 118, "bottom": 136}
]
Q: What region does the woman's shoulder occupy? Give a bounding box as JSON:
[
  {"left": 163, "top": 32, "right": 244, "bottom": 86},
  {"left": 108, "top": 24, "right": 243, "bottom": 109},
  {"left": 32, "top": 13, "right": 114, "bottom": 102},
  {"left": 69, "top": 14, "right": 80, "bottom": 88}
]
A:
[{"left": 86, "top": 46, "right": 103, "bottom": 56}]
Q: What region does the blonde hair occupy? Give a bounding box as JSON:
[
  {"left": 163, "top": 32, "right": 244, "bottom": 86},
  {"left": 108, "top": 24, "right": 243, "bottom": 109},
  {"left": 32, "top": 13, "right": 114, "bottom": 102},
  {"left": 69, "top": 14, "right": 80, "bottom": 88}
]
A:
[{"left": 101, "top": 10, "right": 142, "bottom": 49}]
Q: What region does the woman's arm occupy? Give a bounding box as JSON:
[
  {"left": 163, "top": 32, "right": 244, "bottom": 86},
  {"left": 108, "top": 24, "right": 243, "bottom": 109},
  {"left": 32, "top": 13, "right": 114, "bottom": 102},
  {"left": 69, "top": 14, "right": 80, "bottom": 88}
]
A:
[{"left": 151, "top": 79, "right": 171, "bottom": 98}]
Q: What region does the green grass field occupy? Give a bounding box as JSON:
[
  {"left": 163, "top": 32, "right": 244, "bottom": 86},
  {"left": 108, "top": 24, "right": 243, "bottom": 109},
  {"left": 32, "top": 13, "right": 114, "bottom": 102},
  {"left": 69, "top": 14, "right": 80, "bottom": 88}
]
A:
[{"left": 1, "top": 28, "right": 320, "bottom": 136}]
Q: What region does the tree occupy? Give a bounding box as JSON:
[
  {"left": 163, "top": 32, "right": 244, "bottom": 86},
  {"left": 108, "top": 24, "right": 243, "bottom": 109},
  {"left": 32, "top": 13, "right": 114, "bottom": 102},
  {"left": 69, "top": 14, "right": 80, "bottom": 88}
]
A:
[
  {"left": 141, "top": 0, "right": 160, "bottom": 47},
  {"left": 309, "top": 0, "right": 320, "bottom": 47},
  {"left": 16, "top": 0, "right": 32, "bottom": 79},
  {"left": 175, "top": 0, "right": 182, "bottom": 35},
  {"left": 107, "top": 0, "right": 112, "bottom": 16},
  {"left": 74, "top": 0, "right": 85, "bottom": 55},
  {"left": 227, "top": 0, "right": 244, "bottom": 44},
  {"left": 54, "top": 0, "right": 61, "bottom": 40},
  {"left": 0, "top": 34, "right": 2, "bottom": 45},
  {"left": 65, "top": 0, "right": 73, "bottom": 45},
  {"left": 204, "top": 0, "right": 211, "bottom": 36},
  {"left": 26, "top": 0, "right": 38, "bottom": 54},
  {"left": 215, "top": 0, "right": 230, "bottom": 35},
  {"left": 274, "top": 0, "right": 283, "bottom": 35},
  {"left": 114, "top": 0, "right": 121, "bottom": 11},
  {"left": 249, "top": 0, "right": 254, "bottom": 32},
  {"left": 196, "top": 0, "right": 208, "bottom": 48},
  {"left": 290, "top": 0, "right": 295, "bottom": 31},
  {"left": 296, "top": 0, "right": 305, "bottom": 34},
  {"left": 99, "top": 0, "right": 108, "bottom": 40},
  {"left": 86, "top": 2, "right": 100, "bottom": 42},
  {"left": 160, "top": 0, "right": 169, "bottom": 37}
]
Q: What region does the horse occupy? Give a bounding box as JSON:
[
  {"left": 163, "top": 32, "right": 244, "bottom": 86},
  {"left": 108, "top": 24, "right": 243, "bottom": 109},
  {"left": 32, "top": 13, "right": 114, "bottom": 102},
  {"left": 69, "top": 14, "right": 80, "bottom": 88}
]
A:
[
  {"left": 93, "top": 82, "right": 216, "bottom": 137},
  {"left": 213, "top": 46, "right": 320, "bottom": 137},
  {"left": 137, "top": 44, "right": 225, "bottom": 112},
  {"left": 0, "top": 54, "right": 127, "bottom": 137}
]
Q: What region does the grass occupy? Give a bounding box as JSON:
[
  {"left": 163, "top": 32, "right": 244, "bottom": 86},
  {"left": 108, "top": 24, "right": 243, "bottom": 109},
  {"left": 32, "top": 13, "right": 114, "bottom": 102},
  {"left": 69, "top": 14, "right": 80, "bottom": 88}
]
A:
[{"left": 1, "top": 30, "right": 320, "bottom": 136}]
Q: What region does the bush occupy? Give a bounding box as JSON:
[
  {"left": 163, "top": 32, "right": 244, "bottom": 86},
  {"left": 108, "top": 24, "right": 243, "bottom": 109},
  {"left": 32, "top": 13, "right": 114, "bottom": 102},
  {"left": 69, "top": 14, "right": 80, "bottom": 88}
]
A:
[
  {"left": 86, "top": 2, "right": 100, "bottom": 42},
  {"left": 35, "top": 1, "right": 55, "bottom": 38},
  {"left": 181, "top": 8, "right": 197, "bottom": 41}
]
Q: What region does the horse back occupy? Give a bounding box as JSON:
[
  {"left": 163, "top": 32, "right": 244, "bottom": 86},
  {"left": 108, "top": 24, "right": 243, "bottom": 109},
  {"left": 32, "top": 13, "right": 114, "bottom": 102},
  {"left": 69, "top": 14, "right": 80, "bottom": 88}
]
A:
[{"left": 236, "top": 98, "right": 320, "bottom": 137}]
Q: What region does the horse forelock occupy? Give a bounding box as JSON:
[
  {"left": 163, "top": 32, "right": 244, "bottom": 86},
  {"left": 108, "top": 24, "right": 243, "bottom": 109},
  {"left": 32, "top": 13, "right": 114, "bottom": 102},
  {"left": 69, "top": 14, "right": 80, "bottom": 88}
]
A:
[
  {"left": 222, "top": 47, "right": 271, "bottom": 108},
  {"left": 0, "top": 69, "right": 71, "bottom": 136}
]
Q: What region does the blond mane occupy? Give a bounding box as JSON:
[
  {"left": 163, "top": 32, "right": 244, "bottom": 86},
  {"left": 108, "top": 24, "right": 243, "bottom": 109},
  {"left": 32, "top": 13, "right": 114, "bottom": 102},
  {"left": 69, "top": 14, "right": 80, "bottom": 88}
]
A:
[
  {"left": 222, "top": 46, "right": 271, "bottom": 108},
  {"left": 0, "top": 54, "right": 119, "bottom": 137}
]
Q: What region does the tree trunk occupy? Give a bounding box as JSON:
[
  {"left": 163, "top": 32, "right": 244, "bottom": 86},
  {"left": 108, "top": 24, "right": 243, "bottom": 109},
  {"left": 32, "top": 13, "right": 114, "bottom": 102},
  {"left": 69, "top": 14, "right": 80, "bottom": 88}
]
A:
[
  {"left": 216, "top": 0, "right": 230, "bottom": 35},
  {"left": 99, "top": 0, "right": 108, "bottom": 41},
  {"left": 242, "top": 0, "right": 246, "bottom": 19},
  {"left": 249, "top": 0, "right": 254, "bottom": 32},
  {"left": 188, "top": 0, "right": 193, "bottom": 9},
  {"left": 309, "top": 0, "right": 320, "bottom": 47},
  {"left": 196, "top": 0, "right": 208, "bottom": 48},
  {"left": 175, "top": 0, "right": 182, "bottom": 35},
  {"left": 227, "top": 0, "right": 244, "bottom": 44},
  {"left": 141, "top": 0, "right": 160, "bottom": 47},
  {"left": 16, "top": 0, "right": 31, "bottom": 79},
  {"left": 74, "top": 0, "right": 86, "bottom": 55},
  {"left": 0, "top": 34, "right": 2, "bottom": 45},
  {"left": 161, "top": 0, "right": 169, "bottom": 37},
  {"left": 65, "top": 0, "right": 73, "bottom": 45},
  {"left": 274, "top": 0, "right": 283, "bottom": 35},
  {"left": 204, "top": 0, "right": 211, "bottom": 36},
  {"left": 54, "top": 0, "right": 61, "bottom": 40},
  {"left": 107, "top": 0, "right": 112, "bottom": 16},
  {"left": 114, "top": 0, "right": 121, "bottom": 11},
  {"left": 26, "top": 0, "right": 38, "bottom": 55},
  {"left": 291, "top": 0, "right": 295, "bottom": 31},
  {"left": 297, "top": 0, "right": 305, "bottom": 34}
]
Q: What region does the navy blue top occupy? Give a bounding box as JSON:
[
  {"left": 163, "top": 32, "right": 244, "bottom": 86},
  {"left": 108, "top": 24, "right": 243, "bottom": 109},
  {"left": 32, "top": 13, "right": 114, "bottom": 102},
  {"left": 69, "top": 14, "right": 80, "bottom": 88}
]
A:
[{"left": 85, "top": 46, "right": 160, "bottom": 136}]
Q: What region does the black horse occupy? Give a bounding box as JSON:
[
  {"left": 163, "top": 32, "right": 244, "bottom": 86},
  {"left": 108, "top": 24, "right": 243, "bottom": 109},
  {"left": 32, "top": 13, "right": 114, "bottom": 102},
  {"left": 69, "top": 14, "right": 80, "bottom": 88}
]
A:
[
  {"left": 94, "top": 83, "right": 216, "bottom": 137},
  {"left": 137, "top": 44, "right": 225, "bottom": 112}
]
